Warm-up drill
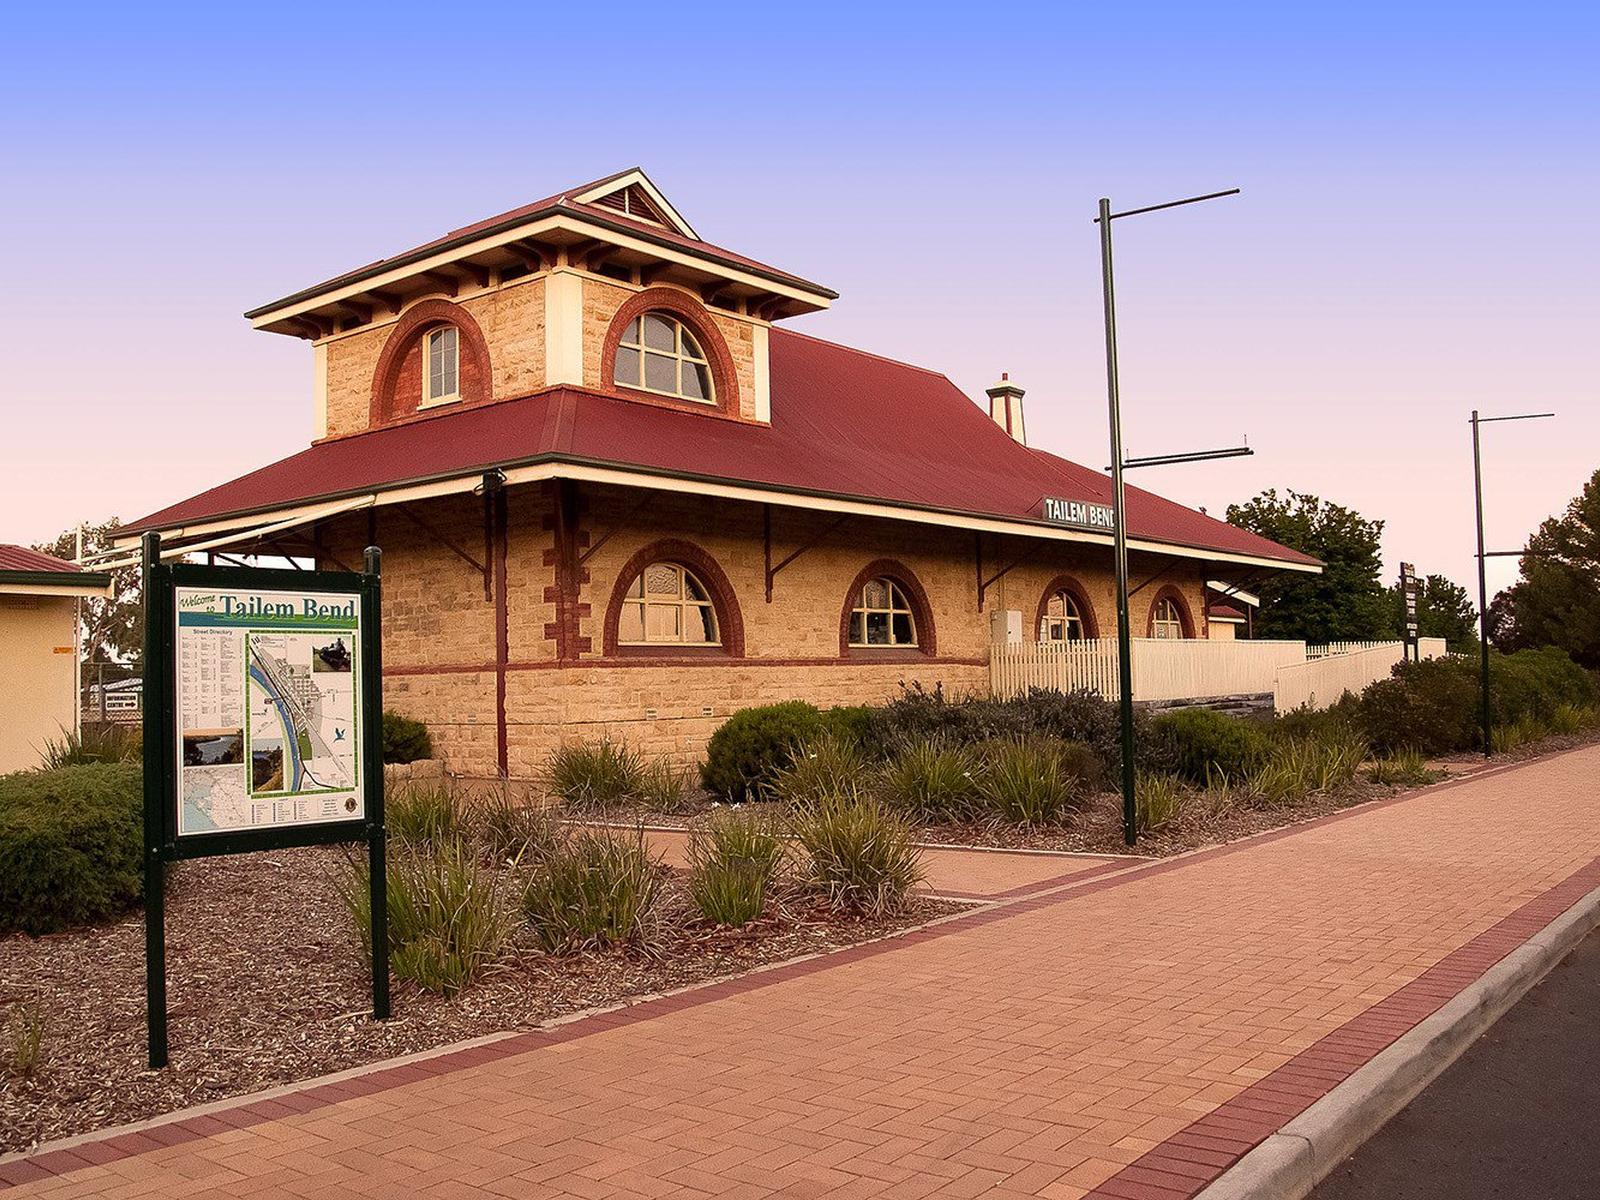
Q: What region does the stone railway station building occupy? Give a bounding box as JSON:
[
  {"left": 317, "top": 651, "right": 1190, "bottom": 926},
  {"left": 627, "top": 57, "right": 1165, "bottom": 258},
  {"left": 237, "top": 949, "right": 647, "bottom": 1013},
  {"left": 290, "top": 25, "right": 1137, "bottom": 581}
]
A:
[{"left": 124, "top": 169, "right": 1318, "bottom": 779}]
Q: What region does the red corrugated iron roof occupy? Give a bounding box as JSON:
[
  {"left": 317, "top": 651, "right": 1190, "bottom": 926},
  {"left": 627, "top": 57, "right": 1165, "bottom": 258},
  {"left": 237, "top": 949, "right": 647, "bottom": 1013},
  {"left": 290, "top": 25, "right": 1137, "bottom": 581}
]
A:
[
  {"left": 246, "top": 170, "right": 834, "bottom": 319},
  {"left": 128, "top": 329, "right": 1319, "bottom": 569},
  {"left": 0, "top": 544, "right": 85, "bottom": 574},
  {"left": 1208, "top": 602, "right": 1248, "bottom": 620}
]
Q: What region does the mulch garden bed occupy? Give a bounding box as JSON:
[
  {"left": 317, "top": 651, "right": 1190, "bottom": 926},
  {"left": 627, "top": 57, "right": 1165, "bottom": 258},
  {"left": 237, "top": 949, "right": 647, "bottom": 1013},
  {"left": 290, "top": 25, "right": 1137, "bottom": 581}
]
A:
[{"left": 0, "top": 848, "right": 957, "bottom": 1154}]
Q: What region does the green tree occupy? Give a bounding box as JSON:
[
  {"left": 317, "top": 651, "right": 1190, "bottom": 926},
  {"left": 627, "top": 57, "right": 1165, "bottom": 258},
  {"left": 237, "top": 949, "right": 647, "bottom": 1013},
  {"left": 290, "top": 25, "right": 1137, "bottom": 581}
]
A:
[
  {"left": 34, "top": 519, "right": 142, "bottom": 667},
  {"left": 1225, "top": 489, "right": 1390, "bottom": 642},
  {"left": 1386, "top": 573, "right": 1477, "bottom": 651},
  {"left": 1487, "top": 468, "right": 1600, "bottom": 669}
]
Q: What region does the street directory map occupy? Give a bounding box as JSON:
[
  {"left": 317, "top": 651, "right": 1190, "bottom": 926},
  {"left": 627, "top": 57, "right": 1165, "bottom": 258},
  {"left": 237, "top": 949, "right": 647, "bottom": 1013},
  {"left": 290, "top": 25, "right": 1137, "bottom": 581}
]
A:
[{"left": 174, "top": 585, "right": 363, "bottom": 836}]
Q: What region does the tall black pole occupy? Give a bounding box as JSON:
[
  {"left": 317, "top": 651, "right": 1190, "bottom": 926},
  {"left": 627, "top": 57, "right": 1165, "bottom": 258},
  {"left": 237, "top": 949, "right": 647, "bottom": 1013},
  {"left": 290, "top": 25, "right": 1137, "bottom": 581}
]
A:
[
  {"left": 363, "top": 545, "right": 390, "bottom": 1020},
  {"left": 141, "top": 532, "right": 169, "bottom": 1069},
  {"left": 1099, "top": 198, "right": 1138, "bottom": 845},
  {"left": 1471, "top": 410, "right": 1491, "bottom": 757}
]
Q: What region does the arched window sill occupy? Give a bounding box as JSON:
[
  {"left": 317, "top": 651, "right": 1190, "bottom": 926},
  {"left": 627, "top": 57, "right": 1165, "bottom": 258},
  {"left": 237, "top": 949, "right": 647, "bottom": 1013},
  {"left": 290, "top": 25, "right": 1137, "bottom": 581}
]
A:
[
  {"left": 843, "top": 646, "right": 931, "bottom": 662},
  {"left": 611, "top": 644, "right": 731, "bottom": 660}
]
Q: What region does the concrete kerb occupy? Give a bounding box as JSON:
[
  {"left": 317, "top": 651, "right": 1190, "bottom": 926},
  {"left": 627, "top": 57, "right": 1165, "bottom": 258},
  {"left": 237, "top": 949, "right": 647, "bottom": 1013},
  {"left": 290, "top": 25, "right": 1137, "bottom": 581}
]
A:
[{"left": 1193, "top": 879, "right": 1600, "bottom": 1200}]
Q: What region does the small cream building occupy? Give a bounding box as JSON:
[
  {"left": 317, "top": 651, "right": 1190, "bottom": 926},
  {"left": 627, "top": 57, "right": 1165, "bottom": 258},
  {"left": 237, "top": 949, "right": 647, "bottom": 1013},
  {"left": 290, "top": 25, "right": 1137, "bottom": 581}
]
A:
[{"left": 0, "top": 546, "right": 112, "bottom": 773}]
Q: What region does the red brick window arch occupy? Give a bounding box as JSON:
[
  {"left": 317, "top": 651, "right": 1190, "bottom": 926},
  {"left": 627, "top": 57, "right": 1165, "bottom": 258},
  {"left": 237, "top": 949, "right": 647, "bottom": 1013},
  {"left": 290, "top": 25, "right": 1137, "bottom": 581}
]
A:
[
  {"left": 1035, "top": 575, "right": 1100, "bottom": 642},
  {"left": 369, "top": 299, "right": 492, "bottom": 426},
  {"left": 601, "top": 288, "right": 740, "bottom": 418},
  {"left": 1147, "top": 586, "right": 1196, "bottom": 639},
  {"left": 840, "top": 560, "right": 936, "bottom": 657},
  {"left": 603, "top": 539, "right": 744, "bottom": 658}
]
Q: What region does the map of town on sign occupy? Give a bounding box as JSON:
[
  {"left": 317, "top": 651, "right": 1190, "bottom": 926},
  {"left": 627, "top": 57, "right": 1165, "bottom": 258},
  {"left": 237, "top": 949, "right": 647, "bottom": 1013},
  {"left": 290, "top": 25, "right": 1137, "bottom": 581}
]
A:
[{"left": 175, "top": 585, "right": 363, "bottom": 836}]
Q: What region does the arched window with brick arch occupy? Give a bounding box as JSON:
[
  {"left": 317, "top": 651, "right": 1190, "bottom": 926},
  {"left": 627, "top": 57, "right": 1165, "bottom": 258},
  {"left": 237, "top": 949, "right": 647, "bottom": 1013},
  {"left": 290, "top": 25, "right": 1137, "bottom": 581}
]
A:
[
  {"left": 839, "top": 560, "right": 936, "bottom": 656},
  {"left": 1146, "top": 586, "right": 1196, "bottom": 639},
  {"left": 603, "top": 539, "right": 744, "bottom": 657},
  {"left": 601, "top": 288, "right": 740, "bottom": 418},
  {"left": 369, "top": 299, "right": 493, "bottom": 426},
  {"left": 1035, "top": 575, "right": 1099, "bottom": 642}
]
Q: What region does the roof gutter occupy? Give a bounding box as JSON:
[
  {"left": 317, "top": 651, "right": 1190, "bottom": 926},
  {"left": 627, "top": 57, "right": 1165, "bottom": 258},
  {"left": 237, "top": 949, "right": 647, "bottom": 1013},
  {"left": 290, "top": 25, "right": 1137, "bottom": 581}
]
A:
[{"left": 116, "top": 455, "right": 1322, "bottom": 577}]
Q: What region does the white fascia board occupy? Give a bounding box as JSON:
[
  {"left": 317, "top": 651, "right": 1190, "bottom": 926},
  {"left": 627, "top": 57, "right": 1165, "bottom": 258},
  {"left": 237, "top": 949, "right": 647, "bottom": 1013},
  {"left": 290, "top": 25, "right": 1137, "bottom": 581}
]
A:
[
  {"left": 1207, "top": 580, "right": 1263, "bottom": 606},
  {"left": 0, "top": 580, "right": 114, "bottom": 599},
  {"left": 250, "top": 214, "right": 829, "bottom": 332},
  {"left": 116, "top": 462, "right": 1322, "bottom": 577}
]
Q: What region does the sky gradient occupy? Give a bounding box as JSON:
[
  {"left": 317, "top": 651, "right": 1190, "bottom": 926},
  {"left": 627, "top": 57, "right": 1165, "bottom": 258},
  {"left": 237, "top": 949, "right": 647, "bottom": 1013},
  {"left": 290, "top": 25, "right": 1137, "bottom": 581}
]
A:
[{"left": 4, "top": 4, "right": 1595, "bottom": 600}]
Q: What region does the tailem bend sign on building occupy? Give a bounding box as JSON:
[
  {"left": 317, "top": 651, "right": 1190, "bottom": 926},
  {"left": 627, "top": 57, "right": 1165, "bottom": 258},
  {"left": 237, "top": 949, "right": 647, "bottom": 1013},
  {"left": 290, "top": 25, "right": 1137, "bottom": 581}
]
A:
[{"left": 1042, "top": 496, "right": 1116, "bottom": 531}]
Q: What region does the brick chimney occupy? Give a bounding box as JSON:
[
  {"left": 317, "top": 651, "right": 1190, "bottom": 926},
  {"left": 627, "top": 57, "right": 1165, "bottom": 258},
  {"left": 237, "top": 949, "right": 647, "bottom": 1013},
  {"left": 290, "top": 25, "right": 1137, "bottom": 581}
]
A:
[{"left": 985, "top": 373, "right": 1027, "bottom": 445}]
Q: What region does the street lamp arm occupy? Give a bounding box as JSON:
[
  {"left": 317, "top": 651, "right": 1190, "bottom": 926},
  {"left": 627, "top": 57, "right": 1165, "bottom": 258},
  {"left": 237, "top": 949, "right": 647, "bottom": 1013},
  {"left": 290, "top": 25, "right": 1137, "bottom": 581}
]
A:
[{"left": 1094, "top": 188, "right": 1241, "bottom": 223}]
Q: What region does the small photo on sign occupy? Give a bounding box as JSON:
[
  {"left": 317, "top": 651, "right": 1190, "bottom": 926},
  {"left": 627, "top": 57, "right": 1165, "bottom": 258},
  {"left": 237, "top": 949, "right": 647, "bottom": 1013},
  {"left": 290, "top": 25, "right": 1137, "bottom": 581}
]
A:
[
  {"left": 252, "top": 738, "right": 285, "bottom": 792},
  {"left": 182, "top": 729, "right": 244, "bottom": 767},
  {"left": 312, "top": 636, "right": 353, "bottom": 673}
]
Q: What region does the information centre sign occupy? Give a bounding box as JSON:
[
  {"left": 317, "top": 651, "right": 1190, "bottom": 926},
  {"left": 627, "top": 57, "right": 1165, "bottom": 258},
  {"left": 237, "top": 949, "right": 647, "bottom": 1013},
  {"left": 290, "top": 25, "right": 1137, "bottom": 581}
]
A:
[{"left": 141, "top": 535, "right": 389, "bottom": 1068}]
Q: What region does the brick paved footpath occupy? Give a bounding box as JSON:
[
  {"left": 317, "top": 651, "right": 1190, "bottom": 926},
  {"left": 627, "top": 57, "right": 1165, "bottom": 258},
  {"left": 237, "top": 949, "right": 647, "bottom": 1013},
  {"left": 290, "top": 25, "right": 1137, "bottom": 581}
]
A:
[{"left": 4, "top": 746, "right": 1597, "bottom": 1200}]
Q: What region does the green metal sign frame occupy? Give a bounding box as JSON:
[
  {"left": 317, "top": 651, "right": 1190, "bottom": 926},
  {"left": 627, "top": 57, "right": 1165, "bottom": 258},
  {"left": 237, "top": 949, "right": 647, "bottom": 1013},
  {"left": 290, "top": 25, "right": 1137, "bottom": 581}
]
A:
[{"left": 140, "top": 532, "right": 389, "bottom": 1070}]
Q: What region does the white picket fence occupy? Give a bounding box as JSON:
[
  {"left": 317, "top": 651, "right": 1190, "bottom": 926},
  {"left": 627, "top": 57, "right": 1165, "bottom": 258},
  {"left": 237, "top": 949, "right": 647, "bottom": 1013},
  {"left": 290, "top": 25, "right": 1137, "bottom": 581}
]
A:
[
  {"left": 991, "top": 638, "right": 1307, "bottom": 703},
  {"left": 989, "top": 636, "right": 1448, "bottom": 711},
  {"left": 1274, "top": 637, "right": 1447, "bottom": 713}
]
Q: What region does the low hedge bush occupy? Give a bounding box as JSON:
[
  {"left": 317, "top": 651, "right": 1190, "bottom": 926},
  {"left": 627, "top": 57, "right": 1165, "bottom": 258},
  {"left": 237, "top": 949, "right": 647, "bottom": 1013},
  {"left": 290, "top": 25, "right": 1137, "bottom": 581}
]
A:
[
  {"left": 1148, "top": 708, "right": 1270, "bottom": 785},
  {"left": 381, "top": 711, "right": 433, "bottom": 764},
  {"left": 701, "top": 701, "right": 824, "bottom": 802},
  {"left": 0, "top": 763, "right": 143, "bottom": 935}
]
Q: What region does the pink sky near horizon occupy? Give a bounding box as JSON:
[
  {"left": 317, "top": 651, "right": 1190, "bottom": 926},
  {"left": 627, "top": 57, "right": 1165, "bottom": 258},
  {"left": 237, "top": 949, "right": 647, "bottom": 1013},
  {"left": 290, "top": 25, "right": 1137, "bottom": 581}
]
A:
[{"left": 3, "top": 8, "right": 1595, "bottom": 603}]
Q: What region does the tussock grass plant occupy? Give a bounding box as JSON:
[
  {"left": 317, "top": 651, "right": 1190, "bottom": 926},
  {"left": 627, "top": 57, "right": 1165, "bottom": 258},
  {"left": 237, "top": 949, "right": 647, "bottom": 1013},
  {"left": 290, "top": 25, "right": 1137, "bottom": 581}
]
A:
[
  {"left": 1367, "top": 747, "right": 1434, "bottom": 788},
  {"left": 1247, "top": 730, "right": 1368, "bottom": 806},
  {"left": 637, "top": 758, "right": 696, "bottom": 812},
  {"left": 877, "top": 738, "right": 981, "bottom": 821},
  {"left": 1547, "top": 703, "right": 1600, "bottom": 735},
  {"left": 1491, "top": 716, "right": 1547, "bottom": 754},
  {"left": 6, "top": 1001, "right": 45, "bottom": 1079},
  {"left": 39, "top": 722, "right": 139, "bottom": 769},
  {"left": 523, "top": 827, "right": 662, "bottom": 952},
  {"left": 1135, "top": 773, "right": 1186, "bottom": 834},
  {"left": 790, "top": 787, "right": 923, "bottom": 916},
  {"left": 975, "top": 737, "right": 1087, "bottom": 827},
  {"left": 338, "top": 838, "right": 516, "bottom": 996},
  {"left": 543, "top": 739, "right": 643, "bottom": 811},
  {"left": 687, "top": 809, "right": 784, "bottom": 926},
  {"left": 773, "top": 731, "right": 868, "bottom": 806},
  {"left": 386, "top": 783, "right": 466, "bottom": 848},
  {"left": 473, "top": 790, "right": 559, "bottom": 866}
]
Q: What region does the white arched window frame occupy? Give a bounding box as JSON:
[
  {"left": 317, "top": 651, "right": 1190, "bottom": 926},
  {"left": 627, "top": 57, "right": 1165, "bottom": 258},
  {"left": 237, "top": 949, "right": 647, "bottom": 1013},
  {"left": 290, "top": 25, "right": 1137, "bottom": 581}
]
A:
[
  {"left": 614, "top": 313, "right": 715, "bottom": 403},
  {"left": 1151, "top": 597, "right": 1187, "bottom": 639},
  {"left": 617, "top": 563, "right": 720, "bottom": 646},
  {"left": 1041, "top": 590, "right": 1088, "bottom": 642},
  {"left": 849, "top": 577, "right": 917, "bottom": 647},
  {"left": 423, "top": 326, "right": 460, "bottom": 407}
]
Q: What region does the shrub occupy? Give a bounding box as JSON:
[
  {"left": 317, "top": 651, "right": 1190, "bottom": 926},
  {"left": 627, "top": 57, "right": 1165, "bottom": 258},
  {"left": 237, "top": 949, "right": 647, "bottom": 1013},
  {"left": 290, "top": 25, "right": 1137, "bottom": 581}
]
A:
[
  {"left": 636, "top": 758, "right": 696, "bottom": 812},
  {"left": 1272, "top": 700, "right": 1360, "bottom": 745},
  {"left": 338, "top": 838, "right": 515, "bottom": 996},
  {"left": 1357, "top": 658, "right": 1479, "bottom": 755},
  {"left": 878, "top": 738, "right": 981, "bottom": 821},
  {"left": 790, "top": 788, "right": 923, "bottom": 915},
  {"left": 523, "top": 827, "right": 662, "bottom": 952},
  {"left": 381, "top": 711, "right": 433, "bottom": 764},
  {"left": 386, "top": 782, "right": 465, "bottom": 848},
  {"left": 976, "top": 737, "right": 1090, "bottom": 826},
  {"left": 686, "top": 809, "right": 784, "bottom": 926},
  {"left": 1135, "top": 773, "right": 1186, "bottom": 834},
  {"left": 542, "top": 739, "right": 643, "bottom": 811},
  {"left": 39, "top": 722, "right": 139, "bottom": 769},
  {"left": 871, "top": 684, "right": 1146, "bottom": 779},
  {"left": 0, "top": 763, "right": 142, "bottom": 935},
  {"left": 821, "top": 705, "right": 878, "bottom": 751},
  {"left": 1149, "top": 709, "right": 1269, "bottom": 785},
  {"left": 773, "top": 730, "right": 868, "bottom": 807},
  {"left": 1368, "top": 747, "right": 1434, "bottom": 788},
  {"left": 473, "top": 790, "right": 559, "bottom": 866},
  {"left": 701, "top": 702, "right": 824, "bottom": 802}
]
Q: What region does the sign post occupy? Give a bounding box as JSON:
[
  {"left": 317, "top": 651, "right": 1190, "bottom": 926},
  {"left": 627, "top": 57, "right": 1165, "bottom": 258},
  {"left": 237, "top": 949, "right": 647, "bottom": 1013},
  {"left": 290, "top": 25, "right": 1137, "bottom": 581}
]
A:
[
  {"left": 1399, "top": 561, "right": 1421, "bottom": 663},
  {"left": 141, "top": 533, "right": 388, "bottom": 1070}
]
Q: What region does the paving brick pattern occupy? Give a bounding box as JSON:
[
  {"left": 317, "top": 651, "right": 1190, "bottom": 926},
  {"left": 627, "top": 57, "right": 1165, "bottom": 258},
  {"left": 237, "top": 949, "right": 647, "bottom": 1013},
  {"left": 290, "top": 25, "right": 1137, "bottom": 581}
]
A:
[{"left": 4, "top": 747, "right": 1597, "bottom": 1199}]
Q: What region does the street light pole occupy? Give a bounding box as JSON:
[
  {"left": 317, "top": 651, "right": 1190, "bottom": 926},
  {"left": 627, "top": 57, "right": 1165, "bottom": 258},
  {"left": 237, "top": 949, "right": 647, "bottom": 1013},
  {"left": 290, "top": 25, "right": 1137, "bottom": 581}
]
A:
[
  {"left": 1097, "top": 199, "right": 1137, "bottom": 846},
  {"left": 1096, "top": 188, "right": 1242, "bottom": 845},
  {"left": 1469, "top": 409, "right": 1555, "bottom": 757}
]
